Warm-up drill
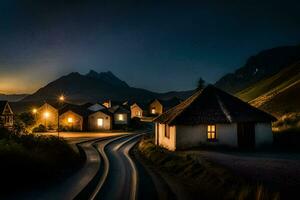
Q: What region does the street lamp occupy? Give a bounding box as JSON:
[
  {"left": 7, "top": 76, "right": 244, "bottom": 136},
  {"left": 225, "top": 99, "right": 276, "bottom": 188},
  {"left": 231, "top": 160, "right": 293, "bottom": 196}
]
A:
[
  {"left": 32, "top": 108, "right": 37, "bottom": 122},
  {"left": 59, "top": 95, "right": 65, "bottom": 101},
  {"left": 57, "top": 95, "right": 65, "bottom": 137}
]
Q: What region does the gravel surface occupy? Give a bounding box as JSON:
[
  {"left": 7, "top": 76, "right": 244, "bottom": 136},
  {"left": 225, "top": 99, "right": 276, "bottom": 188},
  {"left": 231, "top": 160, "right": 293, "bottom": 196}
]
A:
[{"left": 185, "top": 150, "right": 300, "bottom": 197}]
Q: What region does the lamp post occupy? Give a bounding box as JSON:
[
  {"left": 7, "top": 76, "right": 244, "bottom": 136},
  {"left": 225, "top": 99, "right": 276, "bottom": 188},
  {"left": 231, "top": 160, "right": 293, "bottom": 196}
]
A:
[
  {"left": 32, "top": 108, "right": 37, "bottom": 120},
  {"left": 57, "top": 95, "right": 65, "bottom": 138}
]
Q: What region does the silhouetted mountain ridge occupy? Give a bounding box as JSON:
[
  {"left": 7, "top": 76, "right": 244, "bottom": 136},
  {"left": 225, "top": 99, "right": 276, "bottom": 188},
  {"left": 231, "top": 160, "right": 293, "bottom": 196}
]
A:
[
  {"left": 215, "top": 45, "right": 300, "bottom": 94},
  {"left": 21, "top": 71, "right": 193, "bottom": 104}
]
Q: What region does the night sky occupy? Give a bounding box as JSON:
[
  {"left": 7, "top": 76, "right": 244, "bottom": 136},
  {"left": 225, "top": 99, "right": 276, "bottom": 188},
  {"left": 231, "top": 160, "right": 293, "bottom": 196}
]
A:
[{"left": 1, "top": 0, "right": 300, "bottom": 94}]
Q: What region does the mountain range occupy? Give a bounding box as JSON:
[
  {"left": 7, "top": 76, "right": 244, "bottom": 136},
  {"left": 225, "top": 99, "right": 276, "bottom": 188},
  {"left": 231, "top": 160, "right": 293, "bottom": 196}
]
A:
[
  {"left": 7, "top": 45, "right": 300, "bottom": 118},
  {"left": 21, "top": 70, "right": 193, "bottom": 104},
  {"left": 215, "top": 45, "right": 300, "bottom": 94}
]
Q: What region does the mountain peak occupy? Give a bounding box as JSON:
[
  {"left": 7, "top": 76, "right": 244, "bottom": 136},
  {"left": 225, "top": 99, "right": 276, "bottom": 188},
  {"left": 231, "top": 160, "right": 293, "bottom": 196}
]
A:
[
  {"left": 86, "top": 69, "right": 99, "bottom": 77},
  {"left": 85, "top": 70, "right": 129, "bottom": 88}
]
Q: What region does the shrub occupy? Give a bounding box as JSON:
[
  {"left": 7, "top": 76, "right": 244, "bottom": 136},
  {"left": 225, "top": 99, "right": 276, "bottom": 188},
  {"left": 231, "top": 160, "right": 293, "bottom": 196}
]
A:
[
  {"left": 273, "top": 112, "right": 300, "bottom": 131},
  {"left": 0, "top": 128, "right": 83, "bottom": 194},
  {"left": 32, "top": 124, "right": 47, "bottom": 132}
]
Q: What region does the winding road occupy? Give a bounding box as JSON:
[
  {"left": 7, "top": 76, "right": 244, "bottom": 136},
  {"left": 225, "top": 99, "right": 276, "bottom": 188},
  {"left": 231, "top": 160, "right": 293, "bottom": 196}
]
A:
[{"left": 10, "top": 130, "right": 164, "bottom": 200}]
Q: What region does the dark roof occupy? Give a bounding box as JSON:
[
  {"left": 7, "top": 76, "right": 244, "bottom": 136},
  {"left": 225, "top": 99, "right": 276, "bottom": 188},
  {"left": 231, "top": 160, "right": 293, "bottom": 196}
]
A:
[
  {"left": 90, "top": 107, "right": 113, "bottom": 116},
  {"left": 149, "top": 97, "right": 181, "bottom": 110},
  {"left": 108, "top": 105, "right": 130, "bottom": 114},
  {"left": 132, "top": 102, "right": 148, "bottom": 110},
  {"left": 155, "top": 85, "right": 277, "bottom": 125},
  {"left": 0, "top": 101, "right": 8, "bottom": 113},
  {"left": 59, "top": 104, "right": 93, "bottom": 117}
]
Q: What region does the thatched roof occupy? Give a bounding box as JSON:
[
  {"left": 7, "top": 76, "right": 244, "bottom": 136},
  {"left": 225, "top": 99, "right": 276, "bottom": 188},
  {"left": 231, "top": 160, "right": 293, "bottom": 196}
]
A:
[
  {"left": 154, "top": 85, "right": 276, "bottom": 125},
  {"left": 108, "top": 105, "right": 130, "bottom": 114}
]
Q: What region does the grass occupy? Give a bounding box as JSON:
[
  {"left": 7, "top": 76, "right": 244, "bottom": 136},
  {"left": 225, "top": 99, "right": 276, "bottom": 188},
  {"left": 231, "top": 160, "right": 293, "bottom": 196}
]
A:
[
  {"left": 236, "top": 62, "right": 300, "bottom": 118},
  {"left": 138, "top": 138, "right": 279, "bottom": 200},
  {"left": 237, "top": 62, "right": 300, "bottom": 102},
  {"left": 0, "top": 128, "right": 83, "bottom": 195}
]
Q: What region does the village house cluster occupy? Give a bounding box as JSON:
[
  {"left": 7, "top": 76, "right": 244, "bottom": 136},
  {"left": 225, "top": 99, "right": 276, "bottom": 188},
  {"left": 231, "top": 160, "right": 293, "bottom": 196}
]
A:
[
  {"left": 1, "top": 85, "right": 276, "bottom": 150},
  {"left": 29, "top": 97, "right": 181, "bottom": 131}
]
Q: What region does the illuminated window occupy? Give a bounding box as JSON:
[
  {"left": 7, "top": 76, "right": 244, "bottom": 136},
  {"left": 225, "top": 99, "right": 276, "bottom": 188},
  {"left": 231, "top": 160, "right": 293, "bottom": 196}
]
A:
[
  {"left": 165, "top": 125, "right": 170, "bottom": 138},
  {"left": 44, "top": 111, "right": 49, "bottom": 118},
  {"left": 118, "top": 114, "right": 124, "bottom": 121},
  {"left": 68, "top": 117, "right": 73, "bottom": 123},
  {"left": 207, "top": 125, "right": 216, "bottom": 141},
  {"left": 135, "top": 111, "right": 141, "bottom": 116},
  {"left": 97, "top": 118, "right": 104, "bottom": 127},
  {"left": 151, "top": 108, "right": 156, "bottom": 114}
]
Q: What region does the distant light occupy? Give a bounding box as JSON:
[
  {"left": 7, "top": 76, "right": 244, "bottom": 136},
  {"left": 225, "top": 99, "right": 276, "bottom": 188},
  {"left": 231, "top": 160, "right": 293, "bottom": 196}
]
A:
[
  {"left": 97, "top": 118, "right": 103, "bottom": 127},
  {"left": 32, "top": 108, "right": 37, "bottom": 114},
  {"left": 59, "top": 95, "right": 65, "bottom": 101},
  {"left": 68, "top": 117, "right": 73, "bottom": 123},
  {"left": 44, "top": 111, "right": 49, "bottom": 118}
]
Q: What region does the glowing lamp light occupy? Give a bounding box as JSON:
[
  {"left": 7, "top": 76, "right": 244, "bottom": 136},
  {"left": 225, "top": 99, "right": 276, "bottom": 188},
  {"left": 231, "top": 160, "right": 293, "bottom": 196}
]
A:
[
  {"left": 32, "top": 108, "right": 37, "bottom": 114},
  {"left": 59, "top": 95, "right": 65, "bottom": 101},
  {"left": 44, "top": 112, "right": 49, "bottom": 119},
  {"left": 68, "top": 117, "right": 73, "bottom": 123}
]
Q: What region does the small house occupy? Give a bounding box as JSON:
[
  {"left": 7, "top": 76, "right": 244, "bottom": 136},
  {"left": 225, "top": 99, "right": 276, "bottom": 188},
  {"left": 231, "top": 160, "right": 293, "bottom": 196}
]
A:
[
  {"left": 88, "top": 108, "right": 112, "bottom": 131},
  {"left": 154, "top": 85, "right": 276, "bottom": 151},
  {"left": 130, "top": 102, "right": 147, "bottom": 118},
  {"left": 149, "top": 97, "right": 181, "bottom": 115},
  {"left": 108, "top": 105, "right": 130, "bottom": 128},
  {"left": 59, "top": 104, "right": 91, "bottom": 131},
  {"left": 0, "top": 101, "right": 14, "bottom": 129},
  {"left": 35, "top": 102, "right": 59, "bottom": 129}
]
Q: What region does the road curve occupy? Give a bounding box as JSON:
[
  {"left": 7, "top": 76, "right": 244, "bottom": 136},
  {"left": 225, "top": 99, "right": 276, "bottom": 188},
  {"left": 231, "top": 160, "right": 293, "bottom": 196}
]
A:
[{"left": 93, "top": 133, "right": 145, "bottom": 200}]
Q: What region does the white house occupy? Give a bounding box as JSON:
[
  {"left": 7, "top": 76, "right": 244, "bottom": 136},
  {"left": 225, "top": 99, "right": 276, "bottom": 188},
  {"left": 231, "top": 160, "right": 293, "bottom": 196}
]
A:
[{"left": 154, "top": 85, "right": 276, "bottom": 151}]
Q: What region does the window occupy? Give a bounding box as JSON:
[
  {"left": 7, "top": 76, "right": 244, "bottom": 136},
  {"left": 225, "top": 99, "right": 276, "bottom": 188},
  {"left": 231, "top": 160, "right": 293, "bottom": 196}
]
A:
[
  {"left": 207, "top": 125, "right": 216, "bottom": 141},
  {"left": 68, "top": 117, "right": 73, "bottom": 123},
  {"left": 151, "top": 108, "right": 156, "bottom": 114},
  {"left": 118, "top": 114, "right": 124, "bottom": 121},
  {"left": 165, "top": 125, "right": 170, "bottom": 138},
  {"left": 135, "top": 111, "right": 140, "bottom": 116},
  {"left": 97, "top": 118, "right": 103, "bottom": 127}
]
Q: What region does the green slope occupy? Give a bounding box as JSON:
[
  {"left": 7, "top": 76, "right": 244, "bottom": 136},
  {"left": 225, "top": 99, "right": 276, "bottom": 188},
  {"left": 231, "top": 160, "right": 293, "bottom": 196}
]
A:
[
  {"left": 256, "top": 81, "right": 300, "bottom": 117},
  {"left": 236, "top": 61, "right": 300, "bottom": 117},
  {"left": 237, "top": 61, "right": 300, "bottom": 102}
]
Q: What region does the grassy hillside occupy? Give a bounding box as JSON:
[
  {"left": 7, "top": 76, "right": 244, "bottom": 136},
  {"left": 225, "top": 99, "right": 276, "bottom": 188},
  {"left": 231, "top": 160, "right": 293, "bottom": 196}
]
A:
[
  {"left": 236, "top": 61, "right": 300, "bottom": 118},
  {"left": 237, "top": 61, "right": 300, "bottom": 102}
]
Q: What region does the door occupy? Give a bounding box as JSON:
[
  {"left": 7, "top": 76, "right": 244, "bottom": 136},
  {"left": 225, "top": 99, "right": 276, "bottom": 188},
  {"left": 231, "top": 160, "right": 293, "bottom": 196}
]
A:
[{"left": 237, "top": 123, "right": 255, "bottom": 149}]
